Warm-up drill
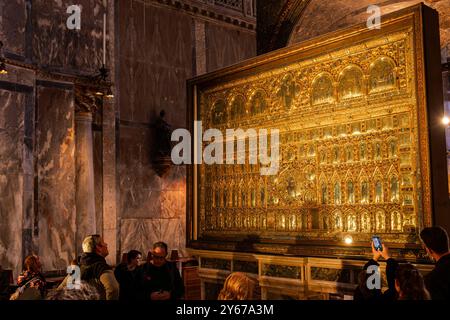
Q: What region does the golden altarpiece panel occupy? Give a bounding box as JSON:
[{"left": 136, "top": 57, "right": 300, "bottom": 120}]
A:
[{"left": 187, "top": 4, "right": 448, "bottom": 261}]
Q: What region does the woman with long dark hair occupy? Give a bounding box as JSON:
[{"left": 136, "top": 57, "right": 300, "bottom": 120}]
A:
[{"left": 395, "top": 263, "right": 430, "bottom": 300}]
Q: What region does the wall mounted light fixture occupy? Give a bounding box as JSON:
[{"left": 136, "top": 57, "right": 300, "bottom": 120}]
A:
[
  {"left": 105, "top": 87, "right": 114, "bottom": 99},
  {"left": 89, "top": 64, "right": 114, "bottom": 98}
]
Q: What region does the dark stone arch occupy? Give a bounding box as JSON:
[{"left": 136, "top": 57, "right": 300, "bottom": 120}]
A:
[{"left": 256, "top": 0, "right": 311, "bottom": 54}]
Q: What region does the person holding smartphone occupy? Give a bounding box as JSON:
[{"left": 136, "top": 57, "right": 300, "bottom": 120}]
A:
[{"left": 354, "top": 237, "right": 398, "bottom": 301}]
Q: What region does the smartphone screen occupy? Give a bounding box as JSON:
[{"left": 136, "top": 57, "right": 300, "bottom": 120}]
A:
[{"left": 372, "top": 236, "right": 383, "bottom": 251}]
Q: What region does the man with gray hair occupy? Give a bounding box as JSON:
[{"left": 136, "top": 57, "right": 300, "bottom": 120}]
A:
[
  {"left": 142, "top": 241, "right": 184, "bottom": 300},
  {"left": 59, "top": 235, "right": 119, "bottom": 300}
]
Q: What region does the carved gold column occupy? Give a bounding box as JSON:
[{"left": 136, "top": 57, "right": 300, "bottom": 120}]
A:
[{"left": 74, "top": 87, "right": 98, "bottom": 255}]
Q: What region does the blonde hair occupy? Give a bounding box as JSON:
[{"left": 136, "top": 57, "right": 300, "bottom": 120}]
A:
[{"left": 218, "top": 272, "right": 255, "bottom": 300}]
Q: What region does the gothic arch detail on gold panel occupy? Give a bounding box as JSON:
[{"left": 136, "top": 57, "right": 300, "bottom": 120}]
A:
[
  {"left": 211, "top": 99, "right": 226, "bottom": 125},
  {"left": 338, "top": 65, "right": 364, "bottom": 100},
  {"left": 369, "top": 56, "right": 397, "bottom": 93},
  {"left": 372, "top": 167, "right": 384, "bottom": 204},
  {"left": 248, "top": 89, "right": 268, "bottom": 115},
  {"left": 375, "top": 210, "right": 386, "bottom": 232},
  {"left": 391, "top": 211, "right": 402, "bottom": 232},
  {"left": 277, "top": 73, "right": 298, "bottom": 110},
  {"left": 228, "top": 93, "right": 246, "bottom": 122},
  {"left": 360, "top": 210, "right": 372, "bottom": 233},
  {"left": 311, "top": 72, "right": 335, "bottom": 105},
  {"left": 345, "top": 210, "right": 357, "bottom": 232},
  {"left": 332, "top": 210, "right": 343, "bottom": 231}
]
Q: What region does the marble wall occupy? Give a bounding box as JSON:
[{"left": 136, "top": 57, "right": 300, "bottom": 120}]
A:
[
  {"left": 93, "top": 129, "right": 104, "bottom": 236},
  {"left": 0, "top": 0, "right": 114, "bottom": 276},
  {"left": 116, "top": 0, "right": 256, "bottom": 258},
  {"left": 205, "top": 22, "right": 257, "bottom": 72},
  {"left": 0, "top": 89, "right": 25, "bottom": 278},
  {"left": 0, "top": 62, "right": 35, "bottom": 275},
  {"left": 0, "top": 0, "right": 255, "bottom": 276},
  {"left": 36, "top": 83, "right": 76, "bottom": 271},
  {"left": 117, "top": 0, "right": 193, "bottom": 257},
  {"left": 0, "top": 0, "right": 28, "bottom": 57},
  {"left": 31, "top": 0, "right": 109, "bottom": 74},
  {"left": 0, "top": 0, "right": 110, "bottom": 72},
  {"left": 0, "top": 65, "right": 35, "bottom": 278}
]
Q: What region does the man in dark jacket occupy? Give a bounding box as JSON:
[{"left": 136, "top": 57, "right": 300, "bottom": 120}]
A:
[
  {"left": 142, "top": 242, "right": 184, "bottom": 300},
  {"left": 420, "top": 227, "right": 450, "bottom": 300},
  {"left": 114, "top": 250, "right": 144, "bottom": 301}
]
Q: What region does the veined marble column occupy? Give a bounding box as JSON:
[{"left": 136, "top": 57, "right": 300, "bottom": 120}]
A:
[
  {"left": 102, "top": 96, "right": 117, "bottom": 266},
  {"left": 75, "top": 111, "right": 97, "bottom": 255}
]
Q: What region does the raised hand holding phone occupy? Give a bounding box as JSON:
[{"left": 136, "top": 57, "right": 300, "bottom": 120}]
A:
[
  {"left": 371, "top": 241, "right": 382, "bottom": 261},
  {"left": 372, "top": 236, "right": 383, "bottom": 251}
]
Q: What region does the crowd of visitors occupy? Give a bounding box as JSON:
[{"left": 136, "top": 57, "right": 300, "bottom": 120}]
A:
[
  {"left": 2, "top": 226, "right": 449, "bottom": 300},
  {"left": 7, "top": 237, "right": 184, "bottom": 301}
]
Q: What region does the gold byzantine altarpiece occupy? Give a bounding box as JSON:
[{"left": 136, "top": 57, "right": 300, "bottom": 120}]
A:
[{"left": 188, "top": 6, "right": 444, "bottom": 258}]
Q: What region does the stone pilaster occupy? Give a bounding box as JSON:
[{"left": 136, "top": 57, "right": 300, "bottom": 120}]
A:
[
  {"left": 75, "top": 88, "right": 98, "bottom": 255},
  {"left": 102, "top": 97, "right": 117, "bottom": 265},
  {"left": 194, "top": 20, "right": 207, "bottom": 76}
]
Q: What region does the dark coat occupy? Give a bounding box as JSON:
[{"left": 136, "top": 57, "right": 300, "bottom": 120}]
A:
[
  {"left": 424, "top": 254, "right": 450, "bottom": 300},
  {"left": 141, "top": 261, "right": 184, "bottom": 300},
  {"left": 353, "top": 258, "right": 398, "bottom": 301},
  {"left": 114, "top": 263, "right": 145, "bottom": 301}
]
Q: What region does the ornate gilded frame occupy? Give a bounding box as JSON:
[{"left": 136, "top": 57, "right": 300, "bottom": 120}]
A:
[{"left": 186, "top": 4, "right": 448, "bottom": 261}]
